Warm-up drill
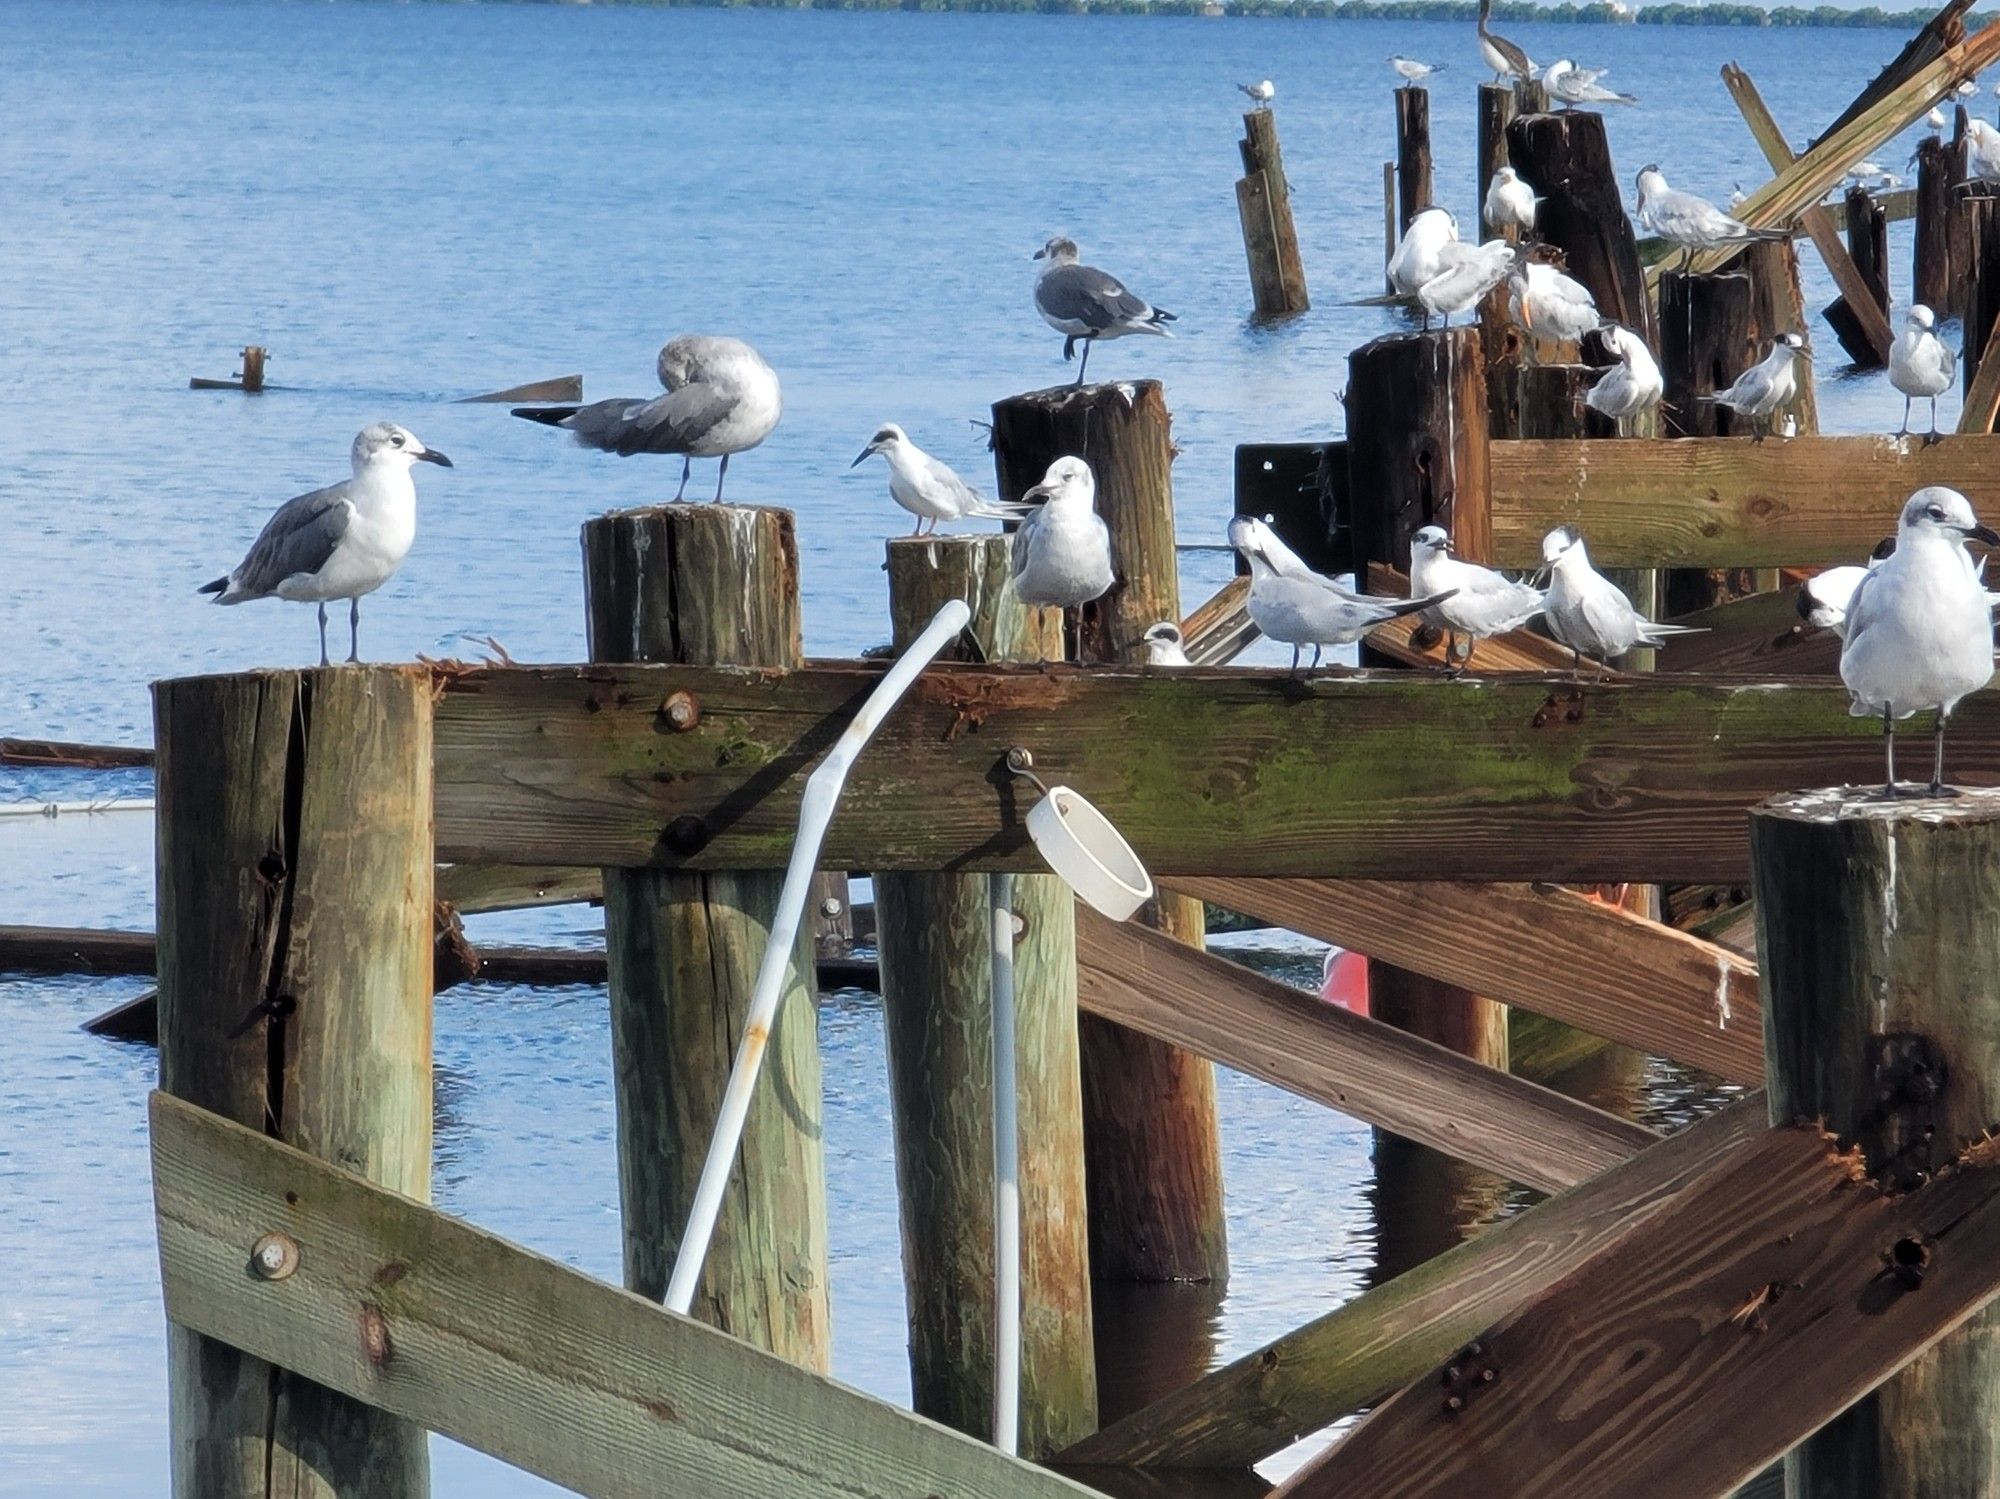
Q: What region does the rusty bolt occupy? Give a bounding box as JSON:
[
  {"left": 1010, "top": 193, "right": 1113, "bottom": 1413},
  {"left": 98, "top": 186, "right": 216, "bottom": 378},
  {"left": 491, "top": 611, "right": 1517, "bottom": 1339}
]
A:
[
  {"left": 250, "top": 1232, "right": 300, "bottom": 1282},
  {"left": 659, "top": 691, "right": 701, "bottom": 732},
  {"left": 1890, "top": 1236, "right": 1931, "bottom": 1289}
]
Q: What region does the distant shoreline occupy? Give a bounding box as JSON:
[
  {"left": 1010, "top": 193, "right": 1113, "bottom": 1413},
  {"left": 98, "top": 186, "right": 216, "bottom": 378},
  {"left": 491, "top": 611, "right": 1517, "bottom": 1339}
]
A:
[{"left": 538, "top": 0, "right": 1994, "bottom": 29}]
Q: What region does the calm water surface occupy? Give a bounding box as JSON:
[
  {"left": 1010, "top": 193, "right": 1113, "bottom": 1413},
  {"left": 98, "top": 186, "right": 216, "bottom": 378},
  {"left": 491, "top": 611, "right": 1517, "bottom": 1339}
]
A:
[{"left": 0, "top": 1, "right": 1929, "bottom": 1490}]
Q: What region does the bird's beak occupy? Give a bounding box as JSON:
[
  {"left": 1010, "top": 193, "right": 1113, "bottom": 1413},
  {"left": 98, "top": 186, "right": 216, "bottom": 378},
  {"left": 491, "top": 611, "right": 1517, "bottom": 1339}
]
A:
[
  {"left": 1023, "top": 483, "right": 1054, "bottom": 506},
  {"left": 850, "top": 444, "right": 876, "bottom": 468},
  {"left": 1969, "top": 524, "right": 2000, "bottom": 547},
  {"left": 417, "top": 448, "right": 453, "bottom": 467},
  {"left": 1032, "top": 248, "right": 1046, "bottom": 260}
]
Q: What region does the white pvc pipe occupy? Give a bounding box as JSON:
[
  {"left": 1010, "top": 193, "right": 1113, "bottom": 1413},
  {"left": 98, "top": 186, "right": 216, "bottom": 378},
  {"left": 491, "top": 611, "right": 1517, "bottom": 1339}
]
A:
[
  {"left": 0, "top": 798, "right": 156, "bottom": 819},
  {"left": 989, "top": 870, "right": 1021, "bottom": 1456},
  {"left": 664, "top": 598, "right": 973, "bottom": 1317}
]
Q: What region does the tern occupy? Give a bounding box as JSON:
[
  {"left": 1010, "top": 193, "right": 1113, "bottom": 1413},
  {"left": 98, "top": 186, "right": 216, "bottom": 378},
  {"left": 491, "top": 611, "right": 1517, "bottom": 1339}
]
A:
[
  {"left": 1540, "top": 526, "right": 1704, "bottom": 674},
  {"left": 1230, "top": 516, "right": 1455, "bottom": 673},
  {"left": 1635, "top": 165, "right": 1788, "bottom": 270},
  {"left": 1408, "top": 525, "right": 1545, "bottom": 670},
  {"left": 1698, "top": 332, "right": 1810, "bottom": 440},
  {"left": 1583, "top": 322, "right": 1665, "bottom": 433},
  {"left": 850, "top": 424, "right": 1028, "bottom": 536},
  {"left": 1485, "top": 166, "right": 1540, "bottom": 238}
]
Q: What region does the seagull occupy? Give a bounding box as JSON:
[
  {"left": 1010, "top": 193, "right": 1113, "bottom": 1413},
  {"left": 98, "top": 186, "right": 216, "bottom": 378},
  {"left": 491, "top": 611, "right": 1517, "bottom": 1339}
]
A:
[
  {"left": 201, "top": 422, "right": 451, "bottom": 666},
  {"left": 1408, "top": 525, "right": 1545, "bottom": 670},
  {"left": 1798, "top": 539, "right": 1897, "bottom": 636},
  {"left": 1542, "top": 58, "right": 1635, "bottom": 109},
  {"left": 1890, "top": 305, "right": 1957, "bottom": 442},
  {"left": 1699, "top": 332, "right": 1810, "bottom": 439},
  {"left": 1419, "top": 241, "right": 1516, "bottom": 329},
  {"left": 1841, "top": 487, "right": 2000, "bottom": 795},
  {"left": 1584, "top": 322, "right": 1665, "bottom": 433},
  {"left": 1478, "top": 0, "right": 1536, "bottom": 83},
  {"left": 1239, "top": 79, "right": 1275, "bottom": 107},
  {"left": 1032, "top": 237, "right": 1175, "bottom": 386},
  {"left": 1485, "top": 166, "right": 1540, "bottom": 238},
  {"left": 850, "top": 424, "right": 1027, "bottom": 536},
  {"left": 1635, "top": 165, "right": 1789, "bottom": 270},
  {"left": 513, "top": 334, "right": 780, "bottom": 504},
  {"left": 1959, "top": 79, "right": 1980, "bottom": 98},
  {"left": 1965, "top": 119, "right": 2000, "bottom": 188},
  {"left": 1390, "top": 56, "right": 1446, "bottom": 83},
  {"left": 1230, "top": 517, "right": 1454, "bottom": 673},
  {"left": 1010, "top": 456, "right": 1114, "bottom": 607},
  {"left": 1140, "top": 621, "right": 1192, "bottom": 666},
  {"left": 1388, "top": 207, "right": 1461, "bottom": 301},
  {"left": 1540, "top": 526, "right": 1704, "bottom": 674},
  {"left": 1508, "top": 252, "right": 1601, "bottom": 350},
  {"left": 1930, "top": 106, "right": 1949, "bottom": 131}
]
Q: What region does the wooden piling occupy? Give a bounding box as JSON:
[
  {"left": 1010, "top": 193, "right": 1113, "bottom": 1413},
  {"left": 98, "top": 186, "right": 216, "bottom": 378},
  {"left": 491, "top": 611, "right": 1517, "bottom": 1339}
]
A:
[
  {"left": 240, "top": 345, "right": 265, "bottom": 393},
  {"left": 1235, "top": 111, "right": 1308, "bottom": 318},
  {"left": 1476, "top": 84, "right": 1519, "bottom": 241},
  {"left": 1915, "top": 135, "right": 1958, "bottom": 314},
  {"left": 155, "top": 666, "right": 434, "bottom": 1498},
  {"left": 1740, "top": 238, "right": 1821, "bottom": 436},
  {"left": 990, "top": 381, "right": 1229, "bottom": 1285},
  {"left": 1394, "top": 86, "right": 1432, "bottom": 232},
  {"left": 1381, "top": 161, "right": 1398, "bottom": 294},
  {"left": 874, "top": 535, "right": 1096, "bottom": 1454},
  {"left": 1823, "top": 186, "right": 1892, "bottom": 367},
  {"left": 1751, "top": 788, "right": 2000, "bottom": 1499},
  {"left": 1507, "top": 110, "right": 1653, "bottom": 344},
  {"left": 1964, "top": 197, "right": 2000, "bottom": 423},
  {"left": 580, "top": 503, "right": 829, "bottom": 1369}
]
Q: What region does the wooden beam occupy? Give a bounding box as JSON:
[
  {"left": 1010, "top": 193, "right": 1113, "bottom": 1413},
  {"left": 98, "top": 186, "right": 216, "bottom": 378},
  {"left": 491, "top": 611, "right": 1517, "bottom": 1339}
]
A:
[
  {"left": 435, "top": 863, "right": 604, "bottom": 913},
  {"left": 1277, "top": 1124, "right": 2000, "bottom": 1499},
  {"left": 1073, "top": 912, "right": 1656, "bottom": 1193},
  {"left": 428, "top": 663, "right": 2000, "bottom": 882},
  {"left": 1062, "top": 1097, "right": 1765, "bottom": 1469},
  {"left": 150, "top": 1092, "right": 1104, "bottom": 1499},
  {"left": 1486, "top": 435, "right": 2000, "bottom": 568},
  {"left": 1962, "top": 305, "right": 2000, "bottom": 434},
  {"left": 1652, "top": 586, "right": 1839, "bottom": 677},
  {"left": 1177, "top": 576, "right": 1257, "bottom": 667},
  {"left": 1171, "top": 878, "right": 1761, "bottom": 1086},
  {"left": 0, "top": 736, "right": 154, "bottom": 769}
]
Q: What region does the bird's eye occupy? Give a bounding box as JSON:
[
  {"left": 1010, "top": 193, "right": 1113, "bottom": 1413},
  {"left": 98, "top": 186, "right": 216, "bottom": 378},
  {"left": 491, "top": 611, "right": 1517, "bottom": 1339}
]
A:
[
  {"left": 1928, "top": 505, "right": 1947, "bottom": 521},
  {"left": 390, "top": 433, "right": 405, "bottom": 447}
]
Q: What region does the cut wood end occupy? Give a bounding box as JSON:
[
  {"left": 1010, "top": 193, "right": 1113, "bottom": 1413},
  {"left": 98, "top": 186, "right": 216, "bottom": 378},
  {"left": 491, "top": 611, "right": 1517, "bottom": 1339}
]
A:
[{"left": 1758, "top": 785, "right": 2000, "bottom": 825}]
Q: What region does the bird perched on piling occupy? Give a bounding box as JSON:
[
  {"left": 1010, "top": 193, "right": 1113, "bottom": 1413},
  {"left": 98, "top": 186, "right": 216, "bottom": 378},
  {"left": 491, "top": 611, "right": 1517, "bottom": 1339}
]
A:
[
  {"left": 1010, "top": 456, "right": 1115, "bottom": 608},
  {"left": 1388, "top": 207, "right": 1461, "bottom": 303},
  {"left": 1140, "top": 622, "right": 1192, "bottom": 666},
  {"left": 1542, "top": 59, "right": 1635, "bottom": 108},
  {"left": 513, "top": 334, "right": 780, "bottom": 504},
  {"left": 1890, "top": 305, "right": 1956, "bottom": 442},
  {"left": 850, "top": 424, "right": 1028, "bottom": 537},
  {"left": 1390, "top": 56, "right": 1445, "bottom": 83},
  {"left": 201, "top": 422, "right": 452, "bottom": 666},
  {"left": 1032, "top": 238, "right": 1175, "bottom": 387},
  {"left": 1229, "top": 516, "right": 1455, "bottom": 673},
  {"left": 1699, "top": 332, "right": 1810, "bottom": 440},
  {"left": 1635, "top": 166, "right": 1788, "bottom": 270},
  {"left": 1798, "top": 539, "right": 1897, "bottom": 637},
  {"left": 1408, "top": 525, "right": 1545, "bottom": 671},
  {"left": 1840, "top": 487, "right": 2000, "bottom": 796},
  {"left": 1583, "top": 322, "right": 1665, "bottom": 433},
  {"left": 1419, "top": 241, "right": 1517, "bottom": 329},
  {"left": 1964, "top": 118, "right": 2000, "bottom": 189},
  {"left": 1239, "top": 79, "right": 1275, "bottom": 108},
  {"left": 1540, "top": 526, "right": 1704, "bottom": 675},
  {"left": 1507, "top": 251, "right": 1601, "bottom": 352},
  {"left": 1484, "top": 166, "right": 1540, "bottom": 239},
  {"left": 1477, "top": 0, "right": 1536, "bottom": 83}
]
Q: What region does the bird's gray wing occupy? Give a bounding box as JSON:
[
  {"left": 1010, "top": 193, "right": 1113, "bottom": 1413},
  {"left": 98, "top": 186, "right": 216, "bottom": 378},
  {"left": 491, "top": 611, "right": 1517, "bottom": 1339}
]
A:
[
  {"left": 1011, "top": 509, "right": 1043, "bottom": 579},
  {"left": 232, "top": 482, "right": 354, "bottom": 594},
  {"left": 1037, "top": 264, "right": 1150, "bottom": 331},
  {"left": 921, "top": 450, "right": 985, "bottom": 509},
  {"left": 556, "top": 384, "right": 737, "bottom": 456},
  {"left": 1576, "top": 581, "right": 1636, "bottom": 655}
]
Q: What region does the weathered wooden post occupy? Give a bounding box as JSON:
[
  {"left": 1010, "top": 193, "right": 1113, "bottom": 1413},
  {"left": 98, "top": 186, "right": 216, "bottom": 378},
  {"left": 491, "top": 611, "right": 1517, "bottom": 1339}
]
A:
[
  {"left": 1963, "top": 197, "right": 2000, "bottom": 420},
  {"left": 1659, "top": 269, "right": 1753, "bottom": 442},
  {"left": 1235, "top": 110, "right": 1308, "bottom": 318},
  {"left": 240, "top": 345, "right": 266, "bottom": 393},
  {"left": 1915, "top": 134, "right": 1959, "bottom": 315},
  {"left": 1741, "top": 238, "right": 1820, "bottom": 435},
  {"left": 1507, "top": 110, "right": 1653, "bottom": 344},
  {"left": 874, "top": 535, "right": 1096, "bottom": 1454},
  {"left": 1475, "top": 82, "right": 1543, "bottom": 239},
  {"left": 990, "top": 381, "right": 1229, "bottom": 1286},
  {"left": 1395, "top": 86, "right": 1433, "bottom": 232},
  {"left": 155, "top": 666, "right": 434, "bottom": 1498},
  {"left": 581, "top": 503, "right": 830, "bottom": 1370},
  {"left": 1824, "top": 186, "right": 1892, "bottom": 368},
  {"left": 1752, "top": 789, "right": 2000, "bottom": 1499}
]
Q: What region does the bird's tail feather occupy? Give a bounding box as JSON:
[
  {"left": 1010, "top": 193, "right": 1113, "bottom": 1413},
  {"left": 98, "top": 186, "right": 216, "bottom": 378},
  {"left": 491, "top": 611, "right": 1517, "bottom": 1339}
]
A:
[
  {"left": 1392, "top": 589, "right": 1458, "bottom": 617},
  {"left": 198, "top": 576, "right": 227, "bottom": 597},
  {"left": 966, "top": 497, "right": 1037, "bottom": 520},
  {"left": 512, "top": 405, "right": 582, "bottom": 427},
  {"left": 1639, "top": 622, "right": 1710, "bottom": 641}
]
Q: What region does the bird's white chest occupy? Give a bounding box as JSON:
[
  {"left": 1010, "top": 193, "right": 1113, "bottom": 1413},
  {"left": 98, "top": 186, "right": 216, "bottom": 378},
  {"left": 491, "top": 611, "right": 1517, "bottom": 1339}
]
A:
[
  {"left": 886, "top": 454, "right": 958, "bottom": 520},
  {"left": 694, "top": 373, "right": 783, "bottom": 456},
  {"left": 1844, "top": 550, "right": 1996, "bottom": 712},
  {"left": 320, "top": 479, "right": 417, "bottom": 595},
  {"left": 1017, "top": 504, "right": 1113, "bottom": 604},
  {"left": 1891, "top": 334, "right": 1952, "bottom": 397}
]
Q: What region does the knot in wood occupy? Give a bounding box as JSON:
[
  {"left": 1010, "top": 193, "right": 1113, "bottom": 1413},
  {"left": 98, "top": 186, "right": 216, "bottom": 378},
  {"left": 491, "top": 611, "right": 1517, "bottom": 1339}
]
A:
[{"left": 1869, "top": 1032, "right": 1948, "bottom": 1189}]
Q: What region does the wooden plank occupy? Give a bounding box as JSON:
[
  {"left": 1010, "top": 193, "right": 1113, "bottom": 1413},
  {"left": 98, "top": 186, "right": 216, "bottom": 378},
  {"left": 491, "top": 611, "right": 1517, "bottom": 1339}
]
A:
[
  {"left": 1073, "top": 912, "right": 1656, "bottom": 1193},
  {"left": 1486, "top": 435, "right": 2000, "bottom": 568},
  {"left": 435, "top": 863, "right": 604, "bottom": 913},
  {"left": 1278, "top": 1124, "right": 2000, "bottom": 1499},
  {"left": 429, "top": 663, "right": 2000, "bottom": 882},
  {"left": 1177, "top": 576, "right": 1256, "bottom": 666},
  {"left": 0, "top": 736, "right": 154, "bottom": 769},
  {"left": 150, "top": 1092, "right": 1104, "bottom": 1499},
  {"left": 1961, "top": 305, "right": 2000, "bottom": 433},
  {"left": 1173, "top": 877, "right": 1761, "bottom": 1086},
  {"left": 1652, "top": 586, "right": 1840, "bottom": 677},
  {"left": 1063, "top": 1097, "right": 1765, "bottom": 1469},
  {"left": 1361, "top": 563, "right": 1580, "bottom": 674}
]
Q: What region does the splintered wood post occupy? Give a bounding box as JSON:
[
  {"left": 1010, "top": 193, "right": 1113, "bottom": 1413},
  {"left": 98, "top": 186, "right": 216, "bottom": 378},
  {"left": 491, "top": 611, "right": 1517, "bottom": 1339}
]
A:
[
  {"left": 1477, "top": 84, "right": 1521, "bottom": 241},
  {"left": 990, "top": 381, "right": 1229, "bottom": 1285},
  {"left": 1824, "top": 185, "right": 1893, "bottom": 366},
  {"left": 1963, "top": 197, "right": 2000, "bottom": 414},
  {"left": 1506, "top": 110, "right": 1653, "bottom": 344},
  {"left": 580, "top": 503, "right": 829, "bottom": 1369},
  {"left": 1753, "top": 788, "right": 2000, "bottom": 1499},
  {"left": 1915, "top": 134, "right": 1960, "bottom": 315},
  {"left": 1236, "top": 110, "right": 1308, "bottom": 317},
  {"left": 154, "top": 667, "right": 433, "bottom": 1499},
  {"left": 1740, "top": 237, "right": 1821, "bottom": 436},
  {"left": 1394, "top": 86, "right": 1432, "bottom": 231},
  {"left": 875, "top": 536, "right": 1096, "bottom": 1454}
]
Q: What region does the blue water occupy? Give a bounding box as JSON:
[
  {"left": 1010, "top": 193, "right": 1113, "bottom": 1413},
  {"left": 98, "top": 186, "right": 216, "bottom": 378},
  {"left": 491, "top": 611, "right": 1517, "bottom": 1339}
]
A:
[{"left": 0, "top": 0, "right": 1929, "bottom": 1491}]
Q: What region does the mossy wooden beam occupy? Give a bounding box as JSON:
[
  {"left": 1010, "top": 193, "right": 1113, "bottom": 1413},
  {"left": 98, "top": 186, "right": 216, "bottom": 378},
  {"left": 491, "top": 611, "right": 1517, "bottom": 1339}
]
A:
[{"left": 149, "top": 1093, "right": 1106, "bottom": 1499}]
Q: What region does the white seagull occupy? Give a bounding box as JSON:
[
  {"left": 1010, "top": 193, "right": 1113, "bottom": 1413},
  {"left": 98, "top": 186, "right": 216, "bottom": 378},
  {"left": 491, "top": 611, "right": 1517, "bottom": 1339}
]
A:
[
  {"left": 1508, "top": 254, "right": 1601, "bottom": 349},
  {"left": 1890, "top": 305, "right": 1957, "bottom": 441},
  {"left": 1388, "top": 207, "right": 1461, "bottom": 300},
  {"left": 1542, "top": 58, "right": 1635, "bottom": 108},
  {"left": 1239, "top": 79, "right": 1275, "bottom": 107},
  {"left": 1699, "top": 332, "right": 1810, "bottom": 439},
  {"left": 1140, "top": 621, "right": 1193, "bottom": 666},
  {"left": 1929, "top": 106, "right": 1949, "bottom": 131},
  {"left": 1635, "top": 165, "right": 1788, "bottom": 270},
  {"left": 1010, "top": 456, "right": 1115, "bottom": 607},
  {"left": 1419, "top": 241, "right": 1517, "bottom": 329},
  {"left": 1390, "top": 56, "right": 1446, "bottom": 83},
  {"left": 1409, "top": 525, "right": 1545, "bottom": 670},
  {"left": 1841, "top": 487, "right": 2000, "bottom": 795},
  {"left": 1478, "top": 0, "right": 1536, "bottom": 83},
  {"left": 1541, "top": 526, "right": 1704, "bottom": 673},
  {"left": 850, "top": 424, "right": 1026, "bottom": 536},
  {"left": 1230, "top": 517, "right": 1455, "bottom": 673},
  {"left": 201, "top": 422, "right": 451, "bottom": 666},
  {"left": 1966, "top": 119, "right": 2000, "bottom": 188},
  {"left": 1032, "top": 237, "right": 1175, "bottom": 386},
  {"left": 1798, "top": 539, "right": 1897, "bottom": 637},
  {"left": 1584, "top": 322, "right": 1665, "bottom": 433},
  {"left": 1485, "top": 167, "right": 1540, "bottom": 238}
]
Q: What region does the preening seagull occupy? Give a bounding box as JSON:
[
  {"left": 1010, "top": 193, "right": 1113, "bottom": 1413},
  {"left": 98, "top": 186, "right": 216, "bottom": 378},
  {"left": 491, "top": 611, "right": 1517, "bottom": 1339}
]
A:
[
  {"left": 1840, "top": 487, "right": 2000, "bottom": 795},
  {"left": 1635, "top": 165, "right": 1788, "bottom": 270},
  {"left": 513, "top": 334, "right": 780, "bottom": 503},
  {"left": 1584, "top": 322, "right": 1665, "bottom": 432},
  {"left": 1965, "top": 119, "right": 2000, "bottom": 188},
  {"left": 1890, "top": 305, "right": 1957, "bottom": 441},
  {"left": 1409, "top": 525, "right": 1545, "bottom": 670},
  {"left": 1477, "top": 0, "right": 1536, "bottom": 83},
  {"left": 850, "top": 424, "right": 1028, "bottom": 536},
  {"left": 1229, "top": 516, "right": 1456, "bottom": 673},
  {"left": 1390, "top": 56, "right": 1446, "bottom": 83},
  {"left": 1032, "top": 237, "right": 1175, "bottom": 386},
  {"left": 1010, "top": 456, "right": 1115, "bottom": 608},
  {"left": 1419, "top": 240, "right": 1516, "bottom": 329},
  {"left": 1141, "top": 621, "right": 1193, "bottom": 666},
  {"left": 1699, "top": 332, "right": 1810, "bottom": 439},
  {"left": 1798, "top": 540, "right": 1896, "bottom": 636},
  {"left": 201, "top": 422, "right": 451, "bottom": 666},
  {"left": 1239, "top": 79, "right": 1275, "bottom": 107},
  {"left": 1485, "top": 166, "right": 1540, "bottom": 238},
  {"left": 1508, "top": 253, "right": 1601, "bottom": 349},
  {"left": 1388, "top": 206, "right": 1461, "bottom": 300},
  {"left": 1542, "top": 58, "right": 1635, "bottom": 108},
  {"left": 1541, "top": 526, "right": 1704, "bottom": 674}
]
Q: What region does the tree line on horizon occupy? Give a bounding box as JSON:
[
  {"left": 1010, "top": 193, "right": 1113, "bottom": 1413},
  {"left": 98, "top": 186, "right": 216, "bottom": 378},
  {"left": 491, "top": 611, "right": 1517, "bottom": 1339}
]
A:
[{"left": 590, "top": 0, "right": 1991, "bottom": 24}]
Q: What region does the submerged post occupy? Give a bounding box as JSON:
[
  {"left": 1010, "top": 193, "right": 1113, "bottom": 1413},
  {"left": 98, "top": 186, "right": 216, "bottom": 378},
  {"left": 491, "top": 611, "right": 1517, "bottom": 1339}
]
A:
[
  {"left": 990, "top": 381, "right": 1229, "bottom": 1286},
  {"left": 1235, "top": 109, "right": 1309, "bottom": 318},
  {"left": 874, "top": 535, "right": 1096, "bottom": 1454},
  {"left": 155, "top": 667, "right": 434, "bottom": 1498},
  {"left": 581, "top": 503, "right": 829, "bottom": 1370},
  {"left": 1752, "top": 789, "right": 2000, "bottom": 1499}
]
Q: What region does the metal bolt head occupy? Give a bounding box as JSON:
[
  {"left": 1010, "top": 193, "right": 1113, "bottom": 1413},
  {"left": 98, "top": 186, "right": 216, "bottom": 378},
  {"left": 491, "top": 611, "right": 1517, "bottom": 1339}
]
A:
[
  {"left": 251, "top": 1232, "right": 300, "bottom": 1281},
  {"left": 818, "top": 897, "right": 844, "bottom": 918},
  {"left": 660, "top": 691, "right": 701, "bottom": 732}
]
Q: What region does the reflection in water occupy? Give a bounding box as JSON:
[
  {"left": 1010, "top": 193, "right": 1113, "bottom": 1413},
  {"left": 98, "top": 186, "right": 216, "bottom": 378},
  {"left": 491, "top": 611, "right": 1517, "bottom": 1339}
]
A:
[
  {"left": 1366, "top": 1135, "right": 1514, "bottom": 1286},
  {"left": 1090, "top": 1276, "right": 1227, "bottom": 1426}
]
